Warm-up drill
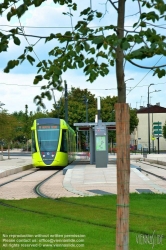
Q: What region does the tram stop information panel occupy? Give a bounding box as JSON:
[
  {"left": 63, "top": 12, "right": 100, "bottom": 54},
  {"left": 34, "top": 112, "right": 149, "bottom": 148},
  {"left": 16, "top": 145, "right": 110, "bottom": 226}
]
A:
[{"left": 95, "top": 125, "right": 108, "bottom": 168}]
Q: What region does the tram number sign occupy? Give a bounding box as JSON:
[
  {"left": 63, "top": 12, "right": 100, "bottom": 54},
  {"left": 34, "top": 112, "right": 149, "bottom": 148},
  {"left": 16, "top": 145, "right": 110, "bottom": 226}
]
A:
[{"left": 38, "top": 125, "right": 58, "bottom": 129}]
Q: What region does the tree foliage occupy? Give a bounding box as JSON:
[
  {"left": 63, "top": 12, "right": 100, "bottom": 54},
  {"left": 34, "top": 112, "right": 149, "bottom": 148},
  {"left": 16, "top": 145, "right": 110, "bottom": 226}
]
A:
[
  {"left": 50, "top": 87, "right": 139, "bottom": 135},
  {"left": 163, "top": 122, "right": 166, "bottom": 139},
  {"left": 0, "top": 0, "right": 166, "bottom": 106},
  {"left": 13, "top": 109, "right": 50, "bottom": 141},
  {"left": 0, "top": 110, "right": 21, "bottom": 155}
]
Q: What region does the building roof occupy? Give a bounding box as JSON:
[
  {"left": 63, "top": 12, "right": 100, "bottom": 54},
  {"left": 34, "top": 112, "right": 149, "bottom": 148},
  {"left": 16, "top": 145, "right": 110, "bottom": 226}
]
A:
[{"left": 137, "top": 105, "right": 166, "bottom": 114}]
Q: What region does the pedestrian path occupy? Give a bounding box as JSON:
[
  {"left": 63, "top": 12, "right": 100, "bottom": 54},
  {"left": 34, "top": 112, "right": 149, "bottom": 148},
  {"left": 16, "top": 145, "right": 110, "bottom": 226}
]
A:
[{"left": 0, "top": 155, "right": 32, "bottom": 178}]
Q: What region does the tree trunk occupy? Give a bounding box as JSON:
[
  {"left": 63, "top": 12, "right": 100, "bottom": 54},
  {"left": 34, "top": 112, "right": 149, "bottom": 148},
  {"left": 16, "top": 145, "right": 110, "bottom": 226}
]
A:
[
  {"left": 116, "top": 0, "right": 126, "bottom": 103},
  {"left": 115, "top": 103, "right": 130, "bottom": 250},
  {"left": 8, "top": 143, "right": 10, "bottom": 159},
  {"left": 0, "top": 144, "right": 3, "bottom": 161}
]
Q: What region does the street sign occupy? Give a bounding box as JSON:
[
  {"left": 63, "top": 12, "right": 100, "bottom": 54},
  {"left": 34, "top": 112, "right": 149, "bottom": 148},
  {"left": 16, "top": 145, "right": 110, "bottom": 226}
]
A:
[
  {"left": 154, "top": 131, "right": 162, "bottom": 135},
  {"left": 153, "top": 121, "right": 162, "bottom": 138},
  {"left": 153, "top": 126, "right": 162, "bottom": 129},
  {"left": 153, "top": 122, "right": 162, "bottom": 125}
]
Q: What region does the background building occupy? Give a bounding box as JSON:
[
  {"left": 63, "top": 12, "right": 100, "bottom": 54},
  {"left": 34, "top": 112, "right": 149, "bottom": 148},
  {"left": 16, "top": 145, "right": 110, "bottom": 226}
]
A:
[{"left": 131, "top": 103, "right": 166, "bottom": 151}]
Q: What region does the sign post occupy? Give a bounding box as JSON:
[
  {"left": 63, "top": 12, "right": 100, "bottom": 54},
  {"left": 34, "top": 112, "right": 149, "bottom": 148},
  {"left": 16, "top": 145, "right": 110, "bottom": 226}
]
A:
[
  {"left": 95, "top": 121, "right": 108, "bottom": 168},
  {"left": 153, "top": 122, "right": 162, "bottom": 154}
]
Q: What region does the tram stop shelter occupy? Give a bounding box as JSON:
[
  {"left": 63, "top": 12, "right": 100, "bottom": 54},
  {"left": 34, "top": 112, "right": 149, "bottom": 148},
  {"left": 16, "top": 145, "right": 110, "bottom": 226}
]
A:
[{"left": 74, "top": 120, "right": 116, "bottom": 168}]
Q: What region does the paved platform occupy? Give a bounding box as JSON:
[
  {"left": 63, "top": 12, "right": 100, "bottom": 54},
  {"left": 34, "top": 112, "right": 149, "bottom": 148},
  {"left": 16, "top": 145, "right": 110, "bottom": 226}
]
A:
[
  {"left": 63, "top": 157, "right": 166, "bottom": 196},
  {"left": 0, "top": 152, "right": 166, "bottom": 197},
  {"left": 0, "top": 157, "right": 32, "bottom": 178}
]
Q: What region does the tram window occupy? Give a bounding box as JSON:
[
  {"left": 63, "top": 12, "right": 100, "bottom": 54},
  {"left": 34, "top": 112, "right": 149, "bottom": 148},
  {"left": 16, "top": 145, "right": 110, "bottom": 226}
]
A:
[
  {"left": 60, "top": 130, "right": 67, "bottom": 153},
  {"left": 31, "top": 131, "right": 37, "bottom": 153}
]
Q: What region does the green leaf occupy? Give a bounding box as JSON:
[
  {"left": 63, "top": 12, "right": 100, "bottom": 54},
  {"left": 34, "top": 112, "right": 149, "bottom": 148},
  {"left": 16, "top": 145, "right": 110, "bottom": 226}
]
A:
[
  {"left": 134, "top": 35, "right": 143, "bottom": 44},
  {"left": 27, "top": 55, "right": 35, "bottom": 65},
  {"left": 34, "top": 0, "right": 44, "bottom": 7},
  {"left": 53, "top": 74, "right": 59, "bottom": 82},
  {"left": 45, "top": 91, "right": 52, "bottom": 100},
  {"left": 33, "top": 75, "right": 43, "bottom": 85},
  {"left": 140, "top": 21, "right": 146, "bottom": 27},
  {"left": 17, "top": 4, "right": 28, "bottom": 18},
  {"left": 96, "top": 51, "right": 107, "bottom": 59},
  {"left": 156, "top": 69, "right": 166, "bottom": 78},
  {"left": 9, "top": 28, "right": 18, "bottom": 34},
  {"left": 13, "top": 36, "right": 20, "bottom": 45},
  {"left": 36, "top": 62, "right": 42, "bottom": 67},
  {"left": 103, "top": 42, "right": 108, "bottom": 50},
  {"left": 80, "top": 7, "right": 91, "bottom": 16},
  {"left": 84, "top": 42, "right": 90, "bottom": 52},
  {"left": 41, "top": 86, "right": 47, "bottom": 90},
  {"left": 8, "top": 60, "right": 16, "bottom": 69},
  {"left": 78, "top": 61, "right": 84, "bottom": 68},
  {"left": 35, "top": 75, "right": 43, "bottom": 81},
  {"left": 88, "top": 47, "right": 95, "bottom": 54},
  {"left": 96, "top": 12, "right": 102, "bottom": 18},
  {"left": 97, "top": 43, "right": 103, "bottom": 50},
  {"left": 18, "top": 54, "right": 25, "bottom": 60},
  {"left": 7, "top": 12, "right": 12, "bottom": 21},
  {"left": 23, "top": 0, "right": 32, "bottom": 5},
  {"left": 121, "top": 40, "right": 130, "bottom": 50},
  {"left": 133, "top": 22, "right": 138, "bottom": 28},
  {"left": 109, "top": 60, "right": 114, "bottom": 66},
  {"left": 4, "top": 67, "right": 9, "bottom": 73},
  {"left": 28, "top": 46, "right": 33, "bottom": 52},
  {"left": 93, "top": 36, "right": 104, "bottom": 45},
  {"left": 72, "top": 3, "right": 77, "bottom": 11}
]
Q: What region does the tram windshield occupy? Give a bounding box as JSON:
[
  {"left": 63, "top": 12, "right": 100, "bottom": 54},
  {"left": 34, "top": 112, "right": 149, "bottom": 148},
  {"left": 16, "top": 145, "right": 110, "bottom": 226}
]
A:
[{"left": 37, "top": 124, "right": 60, "bottom": 151}]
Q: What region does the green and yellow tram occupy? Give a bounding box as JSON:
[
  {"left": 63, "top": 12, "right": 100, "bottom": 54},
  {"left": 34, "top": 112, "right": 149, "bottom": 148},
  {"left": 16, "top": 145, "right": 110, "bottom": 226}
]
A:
[{"left": 31, "top": 118, "right": 76, "bottom": 167}]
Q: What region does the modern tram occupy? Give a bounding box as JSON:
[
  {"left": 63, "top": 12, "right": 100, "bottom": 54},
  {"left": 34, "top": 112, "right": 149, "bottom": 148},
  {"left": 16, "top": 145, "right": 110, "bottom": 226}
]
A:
[{"left": 31, "top": 118, "right": 76, "bottom": 167}]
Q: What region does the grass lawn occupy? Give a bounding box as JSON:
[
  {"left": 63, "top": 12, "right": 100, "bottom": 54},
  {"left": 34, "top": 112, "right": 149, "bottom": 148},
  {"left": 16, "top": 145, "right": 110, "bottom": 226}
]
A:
[{"left": 0, "top": 193, "right": 165, "bottom": 250}]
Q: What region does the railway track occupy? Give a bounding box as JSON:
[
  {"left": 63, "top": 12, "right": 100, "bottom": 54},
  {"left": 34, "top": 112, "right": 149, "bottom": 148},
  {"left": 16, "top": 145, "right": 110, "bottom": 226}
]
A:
[
  {"left": 132, "top": 160, "right": 166, "bottom": 189},
  {"left": 34, "top": 170, "right": 61, "bottom": 198},
  {"left": 0, "top": 169, "right": 39, "bottom": 187},
  {"left": 0, "top": 169, "right": 62, "bottom": 200},
  {"left": 137, "top": 159, "right": 166, "bottom": 170}
]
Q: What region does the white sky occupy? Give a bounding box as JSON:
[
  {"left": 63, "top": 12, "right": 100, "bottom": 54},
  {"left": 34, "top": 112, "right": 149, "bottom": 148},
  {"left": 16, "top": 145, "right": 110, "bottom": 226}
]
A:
[{"left": 0, "top": 0, "right": 166, "bottom": 113}]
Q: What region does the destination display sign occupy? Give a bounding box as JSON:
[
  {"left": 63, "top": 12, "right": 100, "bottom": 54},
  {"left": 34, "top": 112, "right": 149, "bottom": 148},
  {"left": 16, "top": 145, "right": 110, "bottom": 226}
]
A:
[{"left": 37, "top": 125, "right": 59, "bottom": 129}]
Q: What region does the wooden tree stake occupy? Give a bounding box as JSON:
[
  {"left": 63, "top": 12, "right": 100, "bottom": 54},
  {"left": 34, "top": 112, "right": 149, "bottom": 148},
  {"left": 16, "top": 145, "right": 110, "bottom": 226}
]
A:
[{"left": 115, "top": 103, "right": 130, "bottom": 250}]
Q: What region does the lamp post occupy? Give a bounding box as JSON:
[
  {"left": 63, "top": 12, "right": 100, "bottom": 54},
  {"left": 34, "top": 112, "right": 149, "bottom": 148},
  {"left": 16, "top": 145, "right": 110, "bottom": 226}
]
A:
[
  {"left": 51, "top": 89, "right": 60, "bottom": 118},
  {"left": 125, "top": 78, "right": 134, "bottom": 82},
  {"left": 149, "top": 90, "right": 161, "bottom": 153},
  {"left": 148, "top": 84, "right": 154, "bottom": 154},
  {"left": 0, "top": 102, "right": 5, "bottom": 161},
  {"left": 83, "top": 96, "right": 89, "bottom": 150},
  {"left": 147, "top": 84, "right": 161, "bottom": 154},
  {"left": 125, "top": 78, "right": 134, "bottom": 97}
]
